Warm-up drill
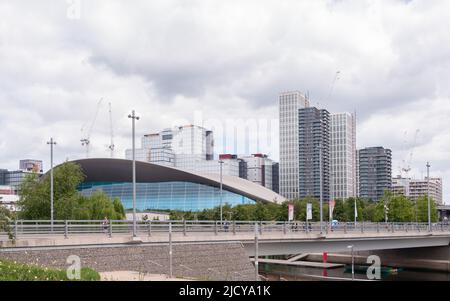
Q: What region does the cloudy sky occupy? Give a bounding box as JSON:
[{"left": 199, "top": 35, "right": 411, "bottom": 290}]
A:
[{"left": 0, "top": 0, "right": 449, "bottom": 203}]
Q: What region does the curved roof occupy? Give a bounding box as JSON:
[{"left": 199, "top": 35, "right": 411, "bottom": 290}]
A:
[{"left": 71, "top": 158, "right": 286, "bottom": 204}]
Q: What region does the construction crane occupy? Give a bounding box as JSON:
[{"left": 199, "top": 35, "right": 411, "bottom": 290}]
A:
[
  {"left": 80, "top": 98, "right": 103, "bottom": 158},
  {"left": 397, "top": 131, "right": 409, "bottom": 176},
  {"left": 108, "top": 102, "right": 115, "bottom": 158},
  {"left": 400, "top": 129, "right": 420, "bottom": 177},
  {"left": 327, "top": 71, "right": 341, "bottom": 100}
]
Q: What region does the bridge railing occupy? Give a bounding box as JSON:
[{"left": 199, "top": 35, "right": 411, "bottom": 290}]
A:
[{"left": 2, "top": 220, "right": 450, "bottom": 240}]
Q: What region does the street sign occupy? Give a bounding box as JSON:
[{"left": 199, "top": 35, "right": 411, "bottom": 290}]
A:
[
  {"left": 288, "top": 204, "right": 294, "bottom": 221},
  {"left": 307, "top": 203, "right": 313, "bottom": 220}
]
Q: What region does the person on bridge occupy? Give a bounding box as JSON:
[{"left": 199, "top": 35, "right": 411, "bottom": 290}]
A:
[
  {"left": 102, "top": 217, "right": 109, "bottom": 234},
  {"left": 223, "top": 220, "right": 230, "bottom": 232}
]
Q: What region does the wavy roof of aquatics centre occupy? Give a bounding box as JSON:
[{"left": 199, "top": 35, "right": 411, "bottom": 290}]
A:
[{"left": 69, "top": 158, "right": 286, "bottom": 205}]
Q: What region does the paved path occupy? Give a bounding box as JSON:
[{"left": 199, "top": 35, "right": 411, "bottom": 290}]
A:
[{"left": 100, "top": 271, "right": 191, "bottom": 281}]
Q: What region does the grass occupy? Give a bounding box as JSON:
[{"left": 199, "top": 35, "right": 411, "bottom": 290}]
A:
[{"left": 0, "top": 259, "right": 100, "bottom": 281}]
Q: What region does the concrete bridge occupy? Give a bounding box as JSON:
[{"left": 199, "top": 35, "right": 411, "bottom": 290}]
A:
[
  {"left": 2, "top": 220, "right": 450, "bottom": 280},
  {"left": 2, "top": 220, "right": 450, "bottom": 256}
]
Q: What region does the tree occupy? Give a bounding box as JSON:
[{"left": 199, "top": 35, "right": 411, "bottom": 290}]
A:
[
  {"left": 416, "top": 195, "right": 439, "bottom": 223},
  {"left": 88, "top": 191, "right": 126, "bottom": 220},
  {"left": 254, "top": 202, "right": 272, "bottom": 221},
  {"left": 341, "top": 198, "right": 363, "bottom": 222},
  {"left": 17, "top": 162, "right": 125, "bottom": 221},
  {"left": 389, "top": 195, "right": 414, "bottom": 222},
  {"left": 0, "top": 206, "right": 14, "bottom": 239},
  {"left": 363, "top": 201, "right": 378, "bottom": 222},
  {"left": 17, "top": 173, "right": 52, "bottom": 220},
  {"left": 375, "top": 191, "right": 414, "bottom": 222},
  {"left": 332, "top": 199, "right": 346, "bottom": 221},
  {"left": 113, "top": 198, "right": 126, "bottom": 220},
  {"left": 232, "top": 204, "right": 256, "bottom": 221},
  {"left": 18, "top": 162, "right": 85, "bottom": 220}
]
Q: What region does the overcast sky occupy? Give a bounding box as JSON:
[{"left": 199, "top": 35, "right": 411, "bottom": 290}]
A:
[{"left": 1, "top": 0, "right": 449, "bottom": 203}]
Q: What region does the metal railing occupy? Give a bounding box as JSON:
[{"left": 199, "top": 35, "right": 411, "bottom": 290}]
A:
[{"left": 2, "top": 220, "right": 450, "bottom": 240}]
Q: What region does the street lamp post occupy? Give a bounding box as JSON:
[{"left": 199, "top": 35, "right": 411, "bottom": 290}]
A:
[
  {"left": 427, "top": 162, "right": 431, "bottom": 232},
  {"left": 219, "top": 160, "right": 224, "bottom": 224},
  {"left": 318, "top": 144, "right": 324, "bottom": 234},
  {"left": 128, "top": 110, "right": 140, "bottom": 238},
  {"left": 415, "top": 199, "right": 418, "bottom": 224},
  {"left": 329, "top": 202, "right": 332, "bottom": 231},
  {"left": 347, "top": 245, "right": 355, "bottom": 281},
  {"left": 384, "top": 202, "right": 389, "bottom": 224},
  {"left": 255, "top": 222, "right": 259, "bottom": 281},
  {"left": 47, "top": 138, "right": 56, "bottom": 231}
]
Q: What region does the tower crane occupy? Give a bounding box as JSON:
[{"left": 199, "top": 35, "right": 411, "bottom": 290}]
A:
[
  {"left": 327, "top": 71, "right": 341, "bottom": 100},
  {"left": 401, "top": 129, "right": 420, "bottom": 178},
  {"left": 108, "top": 102, "right": 115, "bottom": 158},
  {"left": 397, "top": 130, "right": 408, "bottom": 176},
  {"left": 80, "top": 98, "right": 103, "bottom": 158}
]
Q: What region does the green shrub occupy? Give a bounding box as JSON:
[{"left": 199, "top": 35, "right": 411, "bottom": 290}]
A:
[{"left": 0, "top": 259, "right": 100, "bottom": 281}]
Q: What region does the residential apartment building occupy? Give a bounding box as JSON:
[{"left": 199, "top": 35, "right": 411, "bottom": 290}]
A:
[
  {"left": 298, "top": 107, "right": 331, "bottom": 201},
  {"left": 356, "top": 150, "right": 360, "bottom": 197},
  {"left": 272, "top": 163, "right": 280, "bottom": 194},
  {"left": 392, "top": 176, "right": 443, "bottom": 205},
  {"left": 358, "top": 147, "right": 392, "bottom": 201},
  {"left": 330, "top": 113, "right": 357, "bottom": 200},
  {"left": 392, "top": 176, "right": 411, "bottom": 196},
  {"left": 240, "top": 154, "right": 277, "bottom": 191},
  {"left": 279, "top": 91, "right": 310, "bottom": 199}
]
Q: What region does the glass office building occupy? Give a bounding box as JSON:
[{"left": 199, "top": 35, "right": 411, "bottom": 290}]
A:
[
  {"left": 0, "top": 169, "right": 40, "bottom": 194},
  {"left": 78, "top": 181, "right": 255, "bottom": 212}
]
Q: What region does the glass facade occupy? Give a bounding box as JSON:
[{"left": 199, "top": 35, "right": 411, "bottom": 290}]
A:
[
  {"left": 3, "top": 170, "right": 39, "bottom": 193},
  {"left": 358, "top": 147, "right": 392, "bottom": 201},
  {"left": 78, "top": 181, "right": 255, "bottom": 212},
  {"left": 298, "top": 107, "right": 331, "bottom": 201}
]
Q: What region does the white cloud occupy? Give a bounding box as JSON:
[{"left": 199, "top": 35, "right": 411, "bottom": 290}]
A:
[{"left": 0, "top": 0, "right": 449, "bottom": 202}]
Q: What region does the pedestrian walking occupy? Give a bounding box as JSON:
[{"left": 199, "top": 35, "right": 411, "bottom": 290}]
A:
[{"left": 102, "top": 216, "right": 109, "bottom": 234}]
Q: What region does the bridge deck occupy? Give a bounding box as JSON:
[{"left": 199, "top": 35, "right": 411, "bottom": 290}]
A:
[
  {"left": 251, "top": 258, "right": 345, "bottom": 269},
  {"left": 2, "top": 230, "right": 450, "bottom": 251}
]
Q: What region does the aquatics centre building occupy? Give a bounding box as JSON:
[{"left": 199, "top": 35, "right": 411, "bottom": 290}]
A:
[{"left": 72, "top": 159, "right": 286, "bottom": 212}]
